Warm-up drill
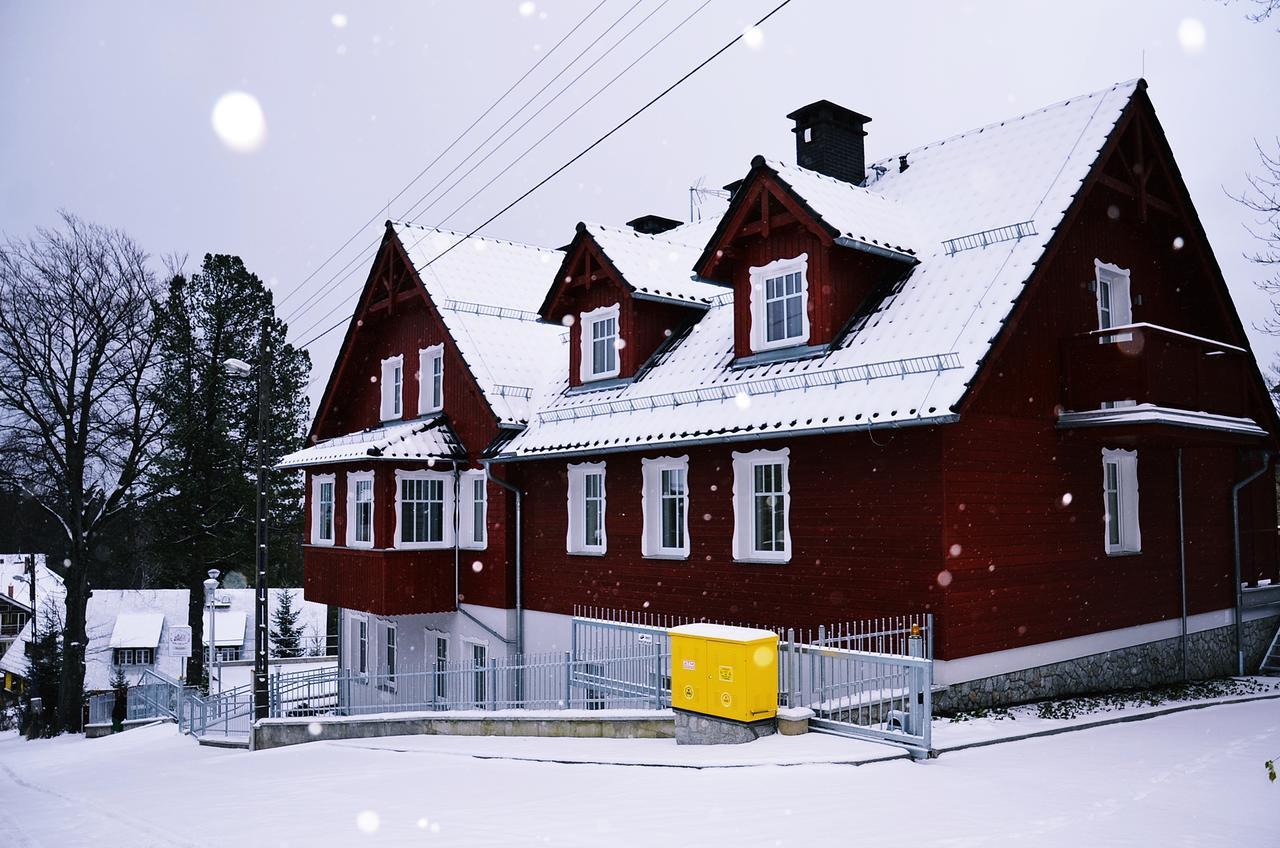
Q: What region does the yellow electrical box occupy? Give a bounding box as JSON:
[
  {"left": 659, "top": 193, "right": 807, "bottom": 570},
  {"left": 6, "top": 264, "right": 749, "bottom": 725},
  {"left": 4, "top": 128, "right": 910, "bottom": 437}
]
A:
[{"left": 669, "top": 623, "right": 778, "bottom": 723}]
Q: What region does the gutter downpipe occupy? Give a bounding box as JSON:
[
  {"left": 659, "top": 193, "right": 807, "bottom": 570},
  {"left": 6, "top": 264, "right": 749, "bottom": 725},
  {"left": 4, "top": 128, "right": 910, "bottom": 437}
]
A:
[
  {"left": 483, "top": 460, "right": 524, "bottom": 693},
  {"left": 1176, "top": 449, "right": 1188, "bottom": 681},
  {"left": 453, "top": 461, "right": 516, "bottom": 649},
  {"left": 1231, "top": 450, "right": 1272, "bottom": 676}
]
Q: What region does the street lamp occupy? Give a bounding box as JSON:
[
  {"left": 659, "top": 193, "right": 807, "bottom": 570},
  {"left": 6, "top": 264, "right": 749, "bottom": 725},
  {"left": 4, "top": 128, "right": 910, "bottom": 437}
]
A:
[
  {"left": 203, "top": 569, "right": 220, "bottom": 698},
  {"left": 223, "top": 316, "right": 273, "bottom": 721}
]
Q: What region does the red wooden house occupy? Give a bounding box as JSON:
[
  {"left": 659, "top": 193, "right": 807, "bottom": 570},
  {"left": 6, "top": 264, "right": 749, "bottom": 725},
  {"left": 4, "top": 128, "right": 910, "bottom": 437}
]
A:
[{"left": 287, "top": 80, "right": 1280, "bottom": 709}]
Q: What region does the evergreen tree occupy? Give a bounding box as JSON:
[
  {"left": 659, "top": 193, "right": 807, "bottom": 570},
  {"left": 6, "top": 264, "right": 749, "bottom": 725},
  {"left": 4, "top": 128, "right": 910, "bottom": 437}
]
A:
[
  {"left": 23, "top": 624, "right": 62, "bottom": 740},
  {"left": 146, "top": 254, "right": 310, "bottom": 685},
  {"left": 270, "top": 589, "right": 305, "bottom": 658}
]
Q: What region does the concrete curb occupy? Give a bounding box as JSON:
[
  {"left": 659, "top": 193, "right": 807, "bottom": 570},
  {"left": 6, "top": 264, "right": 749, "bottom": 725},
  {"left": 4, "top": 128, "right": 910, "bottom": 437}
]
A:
[{"left": 933, "top": 690, "right": 1280, "bottom": 755}]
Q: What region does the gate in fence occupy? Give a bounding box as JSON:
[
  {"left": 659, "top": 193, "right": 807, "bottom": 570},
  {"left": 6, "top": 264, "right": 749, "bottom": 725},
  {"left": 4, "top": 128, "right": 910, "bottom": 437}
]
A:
[{"left": 572, "top": 607, "right": 934, "bottom": 754}]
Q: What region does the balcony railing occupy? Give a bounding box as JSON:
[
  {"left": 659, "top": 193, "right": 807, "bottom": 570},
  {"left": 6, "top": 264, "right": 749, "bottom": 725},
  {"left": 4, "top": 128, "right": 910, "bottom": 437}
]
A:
[
  {"left": 304, "top": 546, "right": 456, "bottom": 616},
  {"left": 1060, "top": 323, "right": 1252, "bottom": 418}
]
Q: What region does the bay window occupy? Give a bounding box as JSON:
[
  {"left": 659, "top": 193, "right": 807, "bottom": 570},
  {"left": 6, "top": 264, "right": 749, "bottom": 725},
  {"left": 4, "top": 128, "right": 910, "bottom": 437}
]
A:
[
  {"left": 394, "top": 469, "right": 454, "bottom": 549},
  {"left": 460, "top": 470, "right": 488, "bottom": 550},
  {"left": 346, "top": 470, "right": 375, "bottom": 548}
]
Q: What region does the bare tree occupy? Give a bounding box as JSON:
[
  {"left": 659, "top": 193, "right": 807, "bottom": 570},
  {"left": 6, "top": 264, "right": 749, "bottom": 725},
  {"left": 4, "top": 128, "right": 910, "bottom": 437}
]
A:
[
  {"left": 1233, "top": 142, "right": 1280, "bottom": 333},
  {"left": 0, "top": 213, "right": 165, "bottom": 733}
]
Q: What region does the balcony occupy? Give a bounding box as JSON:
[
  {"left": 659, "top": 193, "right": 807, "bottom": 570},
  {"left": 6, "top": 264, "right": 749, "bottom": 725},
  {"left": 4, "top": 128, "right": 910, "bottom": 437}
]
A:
[
  {"left": 1060, "top": 323, "right": 1254, "bottom": 421},
  {"left": 303, "top": 546, "right": 456, "bottom": 616}
]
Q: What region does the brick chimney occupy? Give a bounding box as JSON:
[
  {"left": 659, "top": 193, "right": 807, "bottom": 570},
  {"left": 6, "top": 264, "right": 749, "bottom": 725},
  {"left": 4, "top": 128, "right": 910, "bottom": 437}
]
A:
[
  {"left": 787, "top": 100, "right": 872, "bottom": 185},
  {"left": 626, "top": 214, "right": 683, "bottom": 235}
]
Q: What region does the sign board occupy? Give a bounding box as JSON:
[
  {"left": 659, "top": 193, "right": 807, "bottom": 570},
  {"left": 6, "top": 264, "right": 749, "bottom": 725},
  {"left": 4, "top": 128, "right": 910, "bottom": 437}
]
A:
[
  {"left": 168, "top": 625, "right": 193, "bottom": 658},
  {"left": 636, "top": 633, "right": 653, "bottom": 644}
]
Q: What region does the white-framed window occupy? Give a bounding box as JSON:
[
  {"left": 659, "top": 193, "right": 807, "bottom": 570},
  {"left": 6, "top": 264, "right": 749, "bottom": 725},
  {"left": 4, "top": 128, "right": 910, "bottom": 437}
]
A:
[
  {"left": 353, "top": 615, "right": 369, "bottom": 678},
  {"left": 566, "top": 461, "right": 606, "bottom": 555},
  {"left": 466, "top": 639, "right": 488, "bottom": 707},
  {"left": 641, "top": 455, "right": 690, "bottom": 559},
  {"left": 383, "top": 621, "right": 397, "bottom": 687},
  {"left": 460, "top": 470, "right": 488, "bottom": 550},
  {"left": 428, "top": 630, "right": 450, "bottom": 701},
  {"left": 204, "top": 645, "right": 243, "bottom": 663},
  {"left": 112, "top": 648, "right": 155, "bottom": 666},
  {"left": 1102, "top": 448, "right": 1141, "bottom": 555},
  {"left": 579, "top": 303, "right": 621, "bottom": 382},
  {"left": 1094, "top": 260, "right": 1132, "bottom": 332},
  {"left": 749, "top": 254, "right": 810, "bottom": 352},
  {"left": 731, "top": 448, "right": 791, "bottom": 563},
  {"left": 346, "top": 470, "right": 375, "bottom": 548},
  {"left": 311, "top": 473, "right": 336, "bottom": 546},
  {"left": 380, "top": 354, "right": 404, "bottom": 421},
  {"left": 394, "top": 469, "right": 454, "bottom": 549},
  {"left": 419, "top": 344, "right": 444, "bottom": 414}
]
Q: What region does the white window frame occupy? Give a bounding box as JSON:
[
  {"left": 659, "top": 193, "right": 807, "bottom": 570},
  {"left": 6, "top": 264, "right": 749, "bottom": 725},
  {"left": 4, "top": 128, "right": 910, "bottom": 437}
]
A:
[
  {"left": 380, "top": 354, "right": 404, "bottom": 421},
  {"left": 353, "top": 614, "right": 369, "bottom": 680},
  {"left": 346, "top": 470, "right": 376, "bottom": 549},
  {"left": 428, "top": 629, "right": 450, "bottom": 701},
  {"left": 419, "top": 344, "right": 444, "bottom": 414},
  {"left": 749, "top": 254, "right": 810, "bottom": 353},
  {"left": 464, "top": 638, "right": 489, "bottom": 707},
  {"left": 641, "top": 455, "right": 690, "bottom": 559},
  {"left": 311, "top": 473, "right": 336, "bottom": 546},
  {"left": 382, "top": 620, "right": 397, "bottom": 689},
  {"left": 1094, "top": 259, "right": 1132, "bottom": 332},
  {"left": 579, "top": 303, "right": 621, "bottom": 382},
  {"left": 566, "top": 461, "right": 607, "bottom": 555},
  {"left": 394, "top": 469, "right": 455, "bottom": 549},
  {"left": 731, "top": 448, "right": 792, "bottom": 564},
  {"left": 459, "top": 470, "right": 488, "bottom": 550},
  {"left": 1102, "top": 448, "right": 1141, "bottom": 555}
]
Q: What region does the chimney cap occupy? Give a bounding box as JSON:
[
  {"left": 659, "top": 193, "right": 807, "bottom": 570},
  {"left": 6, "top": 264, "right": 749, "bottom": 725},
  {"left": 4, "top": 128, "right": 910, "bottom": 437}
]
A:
[
  {"left": 786, "top": 100, "right": 872, "bottom": 130},
  {"left": 625, "top": 214, "right": 684, "bottom": 235}
]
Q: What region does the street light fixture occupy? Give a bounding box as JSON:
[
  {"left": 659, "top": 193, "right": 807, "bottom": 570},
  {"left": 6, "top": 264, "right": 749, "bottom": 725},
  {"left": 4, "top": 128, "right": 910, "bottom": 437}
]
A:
[{"left": 222, "top": 316, "right": 273, "bottom": 721}]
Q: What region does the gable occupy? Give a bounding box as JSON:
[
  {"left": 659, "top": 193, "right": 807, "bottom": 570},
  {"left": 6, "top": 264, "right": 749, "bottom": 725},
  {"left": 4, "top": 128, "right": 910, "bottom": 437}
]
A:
[{"left": 961, "top": 86, "right": 1280, "bottom": 441}]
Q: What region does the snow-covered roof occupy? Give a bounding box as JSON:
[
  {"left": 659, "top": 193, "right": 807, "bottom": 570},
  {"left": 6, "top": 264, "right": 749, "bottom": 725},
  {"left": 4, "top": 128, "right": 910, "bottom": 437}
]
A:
[
  {"left": 763, "top": 159, "right": 922, "bottom": 260},
  {"left": 0, "top": 554, "right": 62, "bottom": 613},
  {"left": 279, "top": 416, "right": 465, "bottom": 469},
  {"left": 109, "top": 613, "right": 165, "bottom": 648},
  {"left": 201, "top": 610, "right": 247, "bottom": 647},
  {"left": 582, "top": 221, "right": 725, "bottom": 307},
  {"left": 501, "top": 80, "right": 1148, "bottom": 458},
  {"left": 392, "top": 223, "right": 568, "bottom": 425},
  {"left": 212, "top": 588, "right": 329, "bottom": 653},
  {"left": 1057, "top": 404, "right": 1269, "bottom": 437}
]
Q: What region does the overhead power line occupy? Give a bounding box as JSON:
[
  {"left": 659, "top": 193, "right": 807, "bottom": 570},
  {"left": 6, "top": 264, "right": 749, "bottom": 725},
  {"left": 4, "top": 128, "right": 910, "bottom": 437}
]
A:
[
  {"left": 273, "top": 0, "right": 609, "bottom": 314},
  {"left": 291, "top": 0, "right": 797, "bottom": 353}
]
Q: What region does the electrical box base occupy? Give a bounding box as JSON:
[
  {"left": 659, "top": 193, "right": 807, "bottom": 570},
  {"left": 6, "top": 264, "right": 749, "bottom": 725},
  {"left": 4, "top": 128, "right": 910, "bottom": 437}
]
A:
[{"left": 674, "top": 709, "right": 776, "bottom": 746}]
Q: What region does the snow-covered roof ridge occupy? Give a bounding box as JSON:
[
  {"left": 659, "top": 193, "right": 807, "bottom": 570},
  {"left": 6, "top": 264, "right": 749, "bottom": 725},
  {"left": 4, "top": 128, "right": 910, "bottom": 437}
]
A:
[
  {"left": 389, "top": 222, "right": 567, "bottom": 425},
  {"left": 582, "top": 220, "right": 725, "bottom": 306},
  {"left": 500, "top": 79, "right": 1150, "bottom": 459},
  {"left": 279, "top": 416, "right": 464, "bottom": 468}
]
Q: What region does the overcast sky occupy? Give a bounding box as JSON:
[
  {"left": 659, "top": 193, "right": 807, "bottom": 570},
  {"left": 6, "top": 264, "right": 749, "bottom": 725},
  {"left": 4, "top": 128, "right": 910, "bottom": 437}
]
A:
[{"left": 3, "top": 1, "right": 1278, "bottom": 408}]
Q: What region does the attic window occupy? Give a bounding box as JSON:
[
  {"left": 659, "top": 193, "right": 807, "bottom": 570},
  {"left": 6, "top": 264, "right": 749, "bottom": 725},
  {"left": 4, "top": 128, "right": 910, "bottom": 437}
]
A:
[
  {"left": 579, "top": 303, "right": 621, "bottom": 382},
  {"left": 802, "top": 127, "right": 813, "bottom": 143},
  {"left": 419, "top": 345, "right": 443, "bottom": 413},
  {"left": 749, "top": 254, "right": 810, "bottom": 353}
]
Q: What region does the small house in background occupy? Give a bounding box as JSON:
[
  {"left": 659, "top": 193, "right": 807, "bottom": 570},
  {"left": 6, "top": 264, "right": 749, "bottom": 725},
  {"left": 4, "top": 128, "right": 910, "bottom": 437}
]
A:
[
  {"left": 1, "top": 584, "right": 330, "bottom": 696},
  {"left": 0, "top": 554, "right": 63, "bottom": 700}
]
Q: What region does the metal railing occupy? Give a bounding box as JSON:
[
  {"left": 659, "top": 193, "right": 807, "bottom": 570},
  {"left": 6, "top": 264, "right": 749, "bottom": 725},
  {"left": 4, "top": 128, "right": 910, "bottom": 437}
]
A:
[
  {"left": 183, "top": 684, "right": 255, "bottom": 737},
  {"left": 941, "top": 220, "right": 1037, "bottom": 255},
  {"left": 86, "top": 669, "right": 189, "bottom": 728},
  {"left": 537, "top": 353, "right": 963, "bottom": 424}
]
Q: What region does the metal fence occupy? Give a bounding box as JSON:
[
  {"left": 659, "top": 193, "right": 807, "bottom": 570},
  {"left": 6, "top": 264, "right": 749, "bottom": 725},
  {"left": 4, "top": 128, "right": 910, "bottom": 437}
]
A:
[{"left": 87, "top": 670, "right": 188, "bottom": 727}]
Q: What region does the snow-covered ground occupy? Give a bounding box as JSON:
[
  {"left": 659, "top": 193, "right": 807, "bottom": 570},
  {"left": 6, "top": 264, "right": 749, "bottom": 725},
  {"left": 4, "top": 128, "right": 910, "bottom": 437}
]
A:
[{"left": 2, "top": 698, "right": 1278, "bottom": 847}]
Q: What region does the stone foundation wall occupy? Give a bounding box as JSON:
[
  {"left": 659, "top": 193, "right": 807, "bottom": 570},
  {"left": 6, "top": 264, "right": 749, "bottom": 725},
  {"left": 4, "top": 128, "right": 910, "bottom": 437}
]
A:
[{"left": 935, "top": 615, "right": 1279, "bottom": 714}]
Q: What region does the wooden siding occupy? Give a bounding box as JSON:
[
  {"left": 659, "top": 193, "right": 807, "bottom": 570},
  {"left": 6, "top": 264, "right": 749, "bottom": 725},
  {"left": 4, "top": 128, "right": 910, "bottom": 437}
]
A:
[
  {"left": 303, "top": 546, "right": 455, "bottom": 616},
  {"left": 510, "top": 430, "right": 946, "bottom": 633}
]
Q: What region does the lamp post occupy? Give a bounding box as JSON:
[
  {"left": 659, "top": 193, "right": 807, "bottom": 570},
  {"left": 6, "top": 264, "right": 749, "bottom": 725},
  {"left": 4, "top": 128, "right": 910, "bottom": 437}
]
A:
[
  {"left": 203, "top": 569, "right": 220, "bottom": 698},
  {"left": 224, "top": 316, "right": 273, "bottom": 721}
]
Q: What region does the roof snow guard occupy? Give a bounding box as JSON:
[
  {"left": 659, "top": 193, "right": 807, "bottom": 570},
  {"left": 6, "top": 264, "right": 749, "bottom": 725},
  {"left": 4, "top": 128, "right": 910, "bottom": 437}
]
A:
[
  {"left": 942, "top": 221, "right": 1038, "bottom": 256},
  {"left": 278, "top": 417, "right": 465, "bottom": 469}
]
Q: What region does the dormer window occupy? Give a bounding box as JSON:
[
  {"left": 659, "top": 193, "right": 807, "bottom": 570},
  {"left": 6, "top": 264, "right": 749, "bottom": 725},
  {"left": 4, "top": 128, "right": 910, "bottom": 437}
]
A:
[
  {"left": 419, "top": 345, "right": 443, "bottom": 414},
  {"left": 749, "top": 254, "right": 810, "bottom": 352},
  {"left": 380, "top": 355, "right": 404, "bottom": 421},
  {"left": 579, "top": 304, "right": 621, "bottom": 382}
]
